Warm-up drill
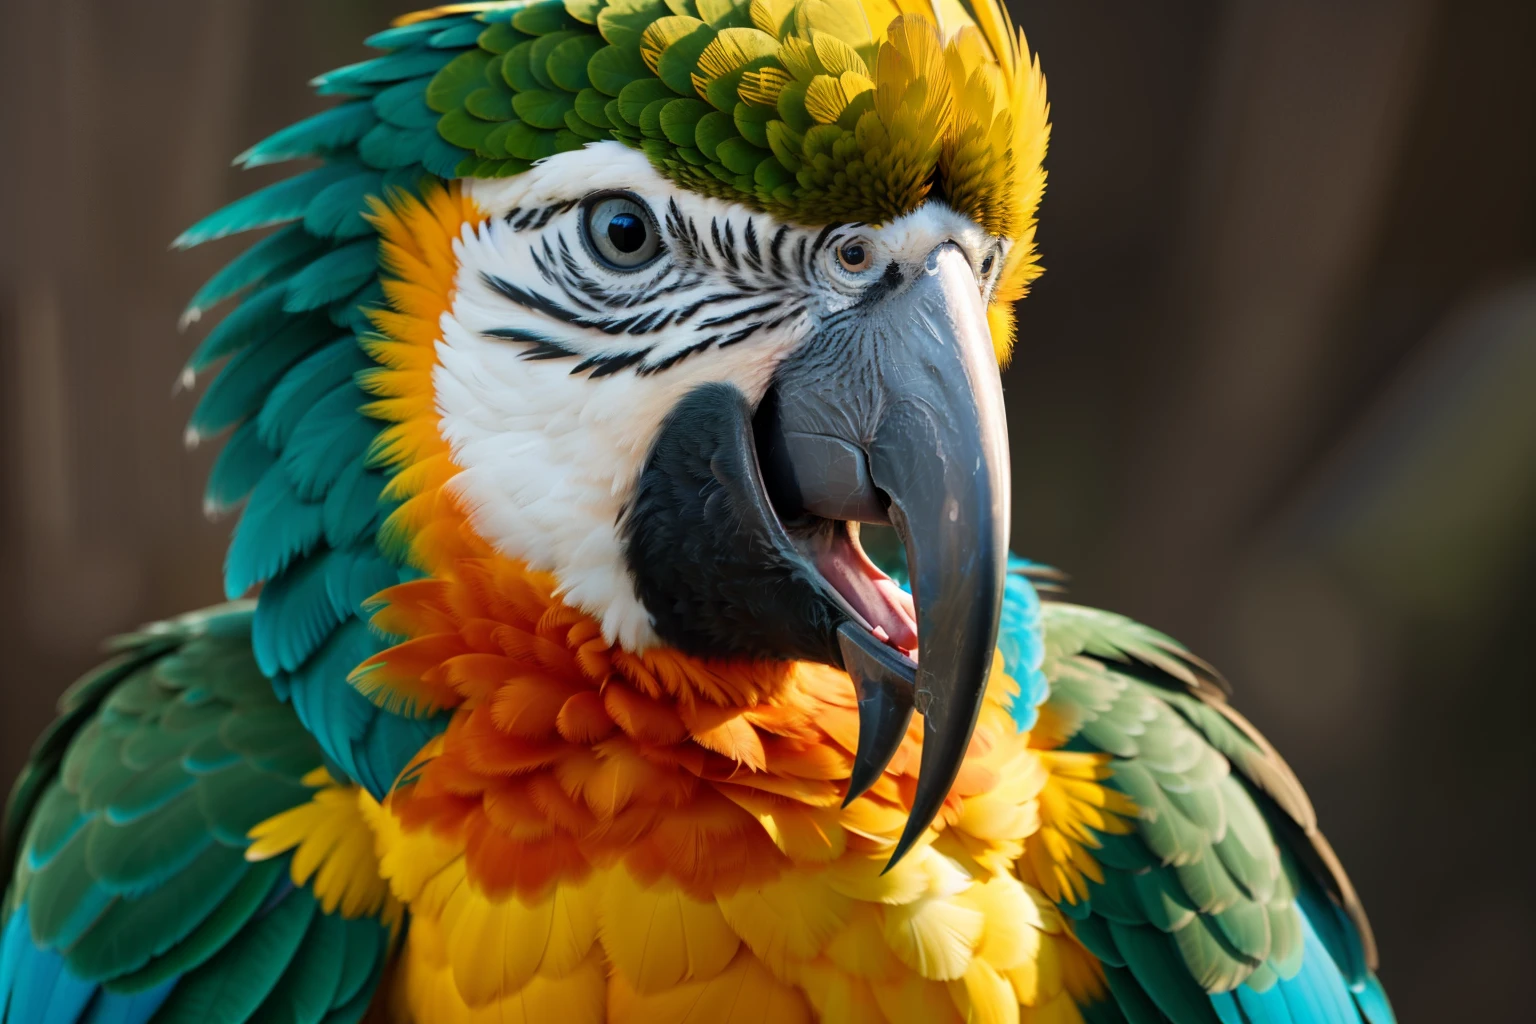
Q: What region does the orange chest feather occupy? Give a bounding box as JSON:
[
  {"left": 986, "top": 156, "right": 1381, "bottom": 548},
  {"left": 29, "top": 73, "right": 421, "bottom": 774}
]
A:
[{"left": 358, "top": 555, "right": 1036, "bottom": 904}]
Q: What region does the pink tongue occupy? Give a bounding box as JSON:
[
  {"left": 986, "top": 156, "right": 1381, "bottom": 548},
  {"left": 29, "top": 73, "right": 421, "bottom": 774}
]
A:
[{"left": 816, "top": 533, "right": 918, "bottom": 656}]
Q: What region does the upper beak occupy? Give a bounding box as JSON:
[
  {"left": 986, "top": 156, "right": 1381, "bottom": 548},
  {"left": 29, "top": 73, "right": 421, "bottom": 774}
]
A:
[{"left": 757, "top": 243, "right": 1011, "bottom": 867}]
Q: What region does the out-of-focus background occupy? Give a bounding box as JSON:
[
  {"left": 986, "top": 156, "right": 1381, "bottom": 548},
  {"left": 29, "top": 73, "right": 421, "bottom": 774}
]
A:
[{"left": 0, "top": 0, "right": 1530, "bottom": 1018}]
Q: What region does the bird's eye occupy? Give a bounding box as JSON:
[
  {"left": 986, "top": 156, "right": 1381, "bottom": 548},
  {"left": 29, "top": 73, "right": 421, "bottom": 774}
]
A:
[
  {"left": 583, "top": 193, "right": 662, "bottom": 271},
  {"left": 980, "top": 251, "right": 996, "bottom": 276},
  {"left": 836, "top": 241, "right": 873, "bottom": 273}
]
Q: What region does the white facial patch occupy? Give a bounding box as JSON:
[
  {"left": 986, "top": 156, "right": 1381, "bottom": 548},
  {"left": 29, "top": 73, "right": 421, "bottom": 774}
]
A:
[{"left": 435, "top": 141, "right": 999, "bottom": 649}]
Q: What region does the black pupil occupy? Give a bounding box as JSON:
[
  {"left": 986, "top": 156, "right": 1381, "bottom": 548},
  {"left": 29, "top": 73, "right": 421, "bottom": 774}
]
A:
[
  {"left": 843, "top": 244, "right": 864, "bottom": 265},
  {"left": 982, "top": 254, "right": 994, "bottom": 273},
  {"left": 607, "top": 211, "right": 646, "bottom": 254}
]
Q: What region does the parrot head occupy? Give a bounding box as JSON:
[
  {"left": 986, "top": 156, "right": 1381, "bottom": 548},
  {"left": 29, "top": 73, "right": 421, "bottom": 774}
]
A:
[{"left": 198, "top": 0, "right": 1048, "bottom": 865}]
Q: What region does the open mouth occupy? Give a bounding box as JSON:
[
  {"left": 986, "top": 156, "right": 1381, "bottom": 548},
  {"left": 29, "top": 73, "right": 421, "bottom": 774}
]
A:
[
  {"left": 751, "top": 390, "right": 920, "bottom": 664},
  {"left": 806, "top": 521, "right": 918, "bottom": 659}
]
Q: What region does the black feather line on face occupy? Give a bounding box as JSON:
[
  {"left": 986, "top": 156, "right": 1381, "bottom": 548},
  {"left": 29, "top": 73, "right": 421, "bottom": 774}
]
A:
[
  {"left": 483, "top": 326, "right": 580, "bottom": 360},
  {"left": 480, "top": 200, "right": 829, "bottom": 378}
]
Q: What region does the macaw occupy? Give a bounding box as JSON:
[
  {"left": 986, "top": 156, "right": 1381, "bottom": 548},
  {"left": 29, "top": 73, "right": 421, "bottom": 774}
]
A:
[{"left": 0, "top": 2, "right": 1394, "bottom": 1023}]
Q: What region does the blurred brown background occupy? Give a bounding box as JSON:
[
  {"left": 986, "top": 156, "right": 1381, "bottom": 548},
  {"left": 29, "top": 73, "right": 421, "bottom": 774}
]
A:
[{"left": 1, "top": 1, "right": 1532, "bottom": 1019}]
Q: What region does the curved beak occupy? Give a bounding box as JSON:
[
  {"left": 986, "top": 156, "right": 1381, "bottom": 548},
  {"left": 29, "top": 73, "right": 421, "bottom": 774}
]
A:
[{"left": 757, "top": 243, "right": 1011, "bottom": 867}]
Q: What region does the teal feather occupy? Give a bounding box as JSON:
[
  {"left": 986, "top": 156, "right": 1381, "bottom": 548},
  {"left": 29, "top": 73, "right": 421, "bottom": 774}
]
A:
[
  {"left": 1288, "top": 868, "right": 1366, "bottom": 987},
  {"left": 81, "top": 982, "right": 175, "bottom": 1024},
  {"left": 323, "top": 550, "right": 397, "bottom": 623},
  {"left": 1351, "top": 977, "right": 1394, "bottom": 1024},
  {"left": 182, "top": 227, "right": 326, "bottom": 322},
  {"left": 253, "top": 556, "right": 346, "bottom": 677},
  {"left": 236, "top": 104, "right": 378, "bottom": 168},
  {"left": 105, "top": 859, "right": 283, "bottom": 994},
  {"left": 1078, "top": 996, "right": 1135, "bottom": 1024},
  {"left": 251, "top": 908, "right": 348, "bottom": 1024},
  {"left": 95, "top": 761, "right": 200, "bottom": 827},
  {"left": 1102, "top": 965, "right": 1172, "bottom": 1024},
  {"left": 330, "top": 280, "right": 384, "bottom": 333},
  {"left": 69, "top": 846, "right": 241, "bottom": 968},
  {"left": 26, "top": 831, "right": 112, "bottom": 948},
  {"left": 281, "top": 241, "right": 379, "bottom": 314},
  {"left": 1068, "top": 911, "right": 1123, "bottom": 967},
  {"left": 1110, "top": 922, "right": 1223, "bottom": 1024},
  {"left": 1037, "top": 598, "right": 1395, "bottom": 1023},
  {"left": 359, "top": 123, "right": 441, "bottom": 170},
  {"left": 280, "top": 625, "right": 382, "bottom": 786},
  {"left": 324, "top": 948, "right": 388, "bottom": 1024},
  {"left": 419, "top": 134, "right": 470, "bottom": 178},
  {"left": 280, "top": 385, "right": 376, "bottom": 502},
  {"left": 150, "top": 888, "right": 315, "bottom": 1024},
  {"left": 321, "top": 461, "right": 386, "bottom": 549},
  {"left": 194, "top": 773, "right": 312, "bottom": 848},
  {"left": 429, "top": 22, "right": 488, "bottom": 48},
  {"left": 256, "top": 341, "right": 371, "bottom": 451},
  {"left": 312, "top": 50, "right": 456, "bottom": 96},
  {"left": 329, "top": 914, "right": 384, "bottom": 1008},
  {"left": 189, "top": 317, "right": 337, "bottom": 437},
  {"left": 281, "top": 620, "right": 445, "bottom": 799},
  {"left": 380, "top": 165, "right": 430, "bottom": 194},
  {"left": 225, "top": 472, "right": 324, "bottom": 598},
  {"left": 302, "top": 173, "right": 386, "bottom": 241},
  {"left": 186, "top": 284, "right": 289, "bottom": 372},
  {"left": 1, "top": 908, "right": 97, "bottom": 1024},
  {"left": 372, "top": 77, "right": 439, "bottom": 129},
  {"left": 363, "top": 17, "right": 463, "bottom": 51},
  {"left": 85, "top": 798, "right": 207, "bottom": 896},
  {"left": 175, "top": 165, "right": 361, "bottom": 249},
  {"left": 998, "top": 558, "right": 1048, "bottom": 732},
  {"left": 20, "top": 787, "right": 86, "bottom": 870}
]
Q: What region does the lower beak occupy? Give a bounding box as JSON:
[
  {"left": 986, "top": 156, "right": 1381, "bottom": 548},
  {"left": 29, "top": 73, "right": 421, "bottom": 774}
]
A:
[{"left": 757, "top": 243, "right": 1011, "bottom": 867}]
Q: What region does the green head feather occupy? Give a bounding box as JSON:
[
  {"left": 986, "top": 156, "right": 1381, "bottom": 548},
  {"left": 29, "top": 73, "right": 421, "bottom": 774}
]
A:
[{"left": 417, "top": 0, "right": 1047, "bottom": 244}]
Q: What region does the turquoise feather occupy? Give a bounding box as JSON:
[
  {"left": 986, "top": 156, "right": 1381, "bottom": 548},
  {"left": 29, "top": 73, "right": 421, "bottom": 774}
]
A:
[
  {"left": 151, "top": 888, "right": 315, "bottom": 1024},
  {"left": 312, "top": 50, "right": 456, "bottom": 96},
  {"left": 189, "top": 317, "right": 337, "bottom": 437},
  {"left": 175, "top": 165, "right": 363, "bottom": 249},
  {"left": 256, "top": 341, "right": 371, "bottom": 451},
  {"left": 2, "top": 609, "right": 395, "bottom": 1024},
  {"left": 429, "top": 22, "right": 489, "bottom": 48},
  {"left": 330, "top": 280, "right": 385, "bottom": 333},
  {"left": 419, "top": 134, "right": 471, "bottom": 177},
  {"left": 1025, "top": 601, "right": 1396, "bottom": 1023},
  {"left": 254, "top": 555, "right": 345, "bottom": 677},
  {"left": 5, "top": 26, "right": 475, "bottom": 1021},
  {"left": 186, "top": 284, "right": 291, "bottom": 372},
  {"left": 280, "top": 385, "right": 378, "bottom": 502},
  {"left": 303, "top": 172, "right": 387, "bottom": 240},
  {"left": 998, "top": 557, "right": 1048, "bottom": 732},
  {"left": 359, "top": 123, "right": 442, "bottom": 170},
  {"left": 282, "top": 241, "right": 381, "bottom": 314},
  {"left": 363, "top": 18, "right": 465, "bottom": 52},
  {"left": 321, "top": 461, "right": 386, "bottom": 549},
  {"left": 372, "top": 77, "right": 440, "bottom": 130},
  {"left": 323, "top": 550, "right": 398, "bottom": 623},
  {"left": 224, "top": 472, "right": 324, "bottom": 598},
  {"left": 183, "top": 226, "right": 326, "bottom": 321},
  {"left": 236, "top": 104, "right": 378, "bottom": 168},
  {"left": 106, "top": 859, "right": 285, "bottom": 994}
]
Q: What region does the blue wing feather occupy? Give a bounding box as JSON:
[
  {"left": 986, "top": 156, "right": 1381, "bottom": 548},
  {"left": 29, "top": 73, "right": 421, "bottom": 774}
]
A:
[{"left": 1025, "top": 589, "right": 1396, "bottom": 1024}]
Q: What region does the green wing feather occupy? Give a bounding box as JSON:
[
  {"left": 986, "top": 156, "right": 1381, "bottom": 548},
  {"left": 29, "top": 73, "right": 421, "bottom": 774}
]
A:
[
  {"left": 1038, "top": 602, "right": 1385, "bottom": 1024},
  {"left": 1, "top": 605, "right": 394, "bottom": 1024}
]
